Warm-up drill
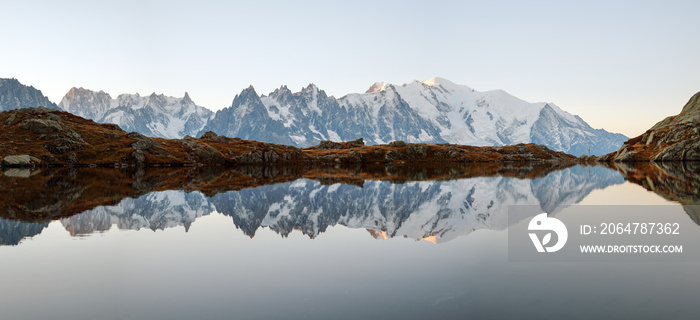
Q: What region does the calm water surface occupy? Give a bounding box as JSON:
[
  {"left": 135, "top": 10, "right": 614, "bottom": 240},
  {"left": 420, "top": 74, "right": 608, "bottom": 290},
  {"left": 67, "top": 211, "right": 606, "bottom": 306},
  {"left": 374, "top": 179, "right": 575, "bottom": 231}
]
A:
[{"left": 0, "top": 163, "right": 698, "bottom": 319}]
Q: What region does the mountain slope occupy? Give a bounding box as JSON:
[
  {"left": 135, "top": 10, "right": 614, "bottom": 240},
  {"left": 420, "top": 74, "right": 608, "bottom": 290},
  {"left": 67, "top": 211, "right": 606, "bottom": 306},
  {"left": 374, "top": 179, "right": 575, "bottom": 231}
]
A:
[
  {"left": 201, "top": 77, "right": 627, "bottom": 156},
  {"left": 599, "top": 91, "right": 700, "bottom": 161},
  {"left": 200, "top": 86, "right": 296, "bottom": 145},
  {"left": 58, "top": 88, "right": 213, "bottom": 139},
  {"left": 0, "top": 78, "right": 59, "bottom": 112}
]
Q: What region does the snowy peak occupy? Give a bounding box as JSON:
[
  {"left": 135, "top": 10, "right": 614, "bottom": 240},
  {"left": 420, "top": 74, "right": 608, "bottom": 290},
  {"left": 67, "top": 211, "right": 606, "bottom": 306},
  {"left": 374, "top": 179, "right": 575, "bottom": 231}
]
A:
[
  {"left": 146, "top": 92, "right": 169, "bottom": 108},
  {"left": 199, "top": 84, "right": 282, "bottom": 142},
  {"left": 199, "top": 77, "right": 626, "bottom": 155},
  {"left": 421, "top": 76, "right": 453, "bottom": 88},
  {"left": 148, "top": 92, "right": 162, "bottom": 100},
  {"left": 366, "top": 82, "right": 389, "bottom": 93},
  {"left": 228, "top": 87, "right": 267, "bottom": 117},
  {"left": 59, "top": 87, "right": 113, "bottom": 120},
  {"left": 199, "top": 81, "right": 344, "bottom": 145},
  {"left": 294, "top": 83, "right": 321, "bottom": 99},
  {"left": 421, "top": 77, "right": 440, "bottom": 86},
  {"left": 418, "top": 76, "right": 474, "bottom": 93},
  {"left": 367, "top": 77, "right": 462, "bottom": 93},
  {"left": 182, "top": 92, "right": 194, "bottom": 105},
  {"left": 300, "top": 83, "right": 319, "bottom": 93},
  {"left": 57, "top": 88, "right": 213, "bottom": 139},
  {"left": 267, "top": 85, "right": 293, "bottom": 103},
  {"left": 237, "top": 86, "right": 259, "bottom": 102}
]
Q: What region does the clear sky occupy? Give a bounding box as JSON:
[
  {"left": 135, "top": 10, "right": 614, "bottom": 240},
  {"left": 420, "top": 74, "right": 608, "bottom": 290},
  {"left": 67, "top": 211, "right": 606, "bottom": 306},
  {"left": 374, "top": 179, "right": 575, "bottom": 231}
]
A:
[{"left": 1, "top": 0, "right": 698, "bottom": 137}]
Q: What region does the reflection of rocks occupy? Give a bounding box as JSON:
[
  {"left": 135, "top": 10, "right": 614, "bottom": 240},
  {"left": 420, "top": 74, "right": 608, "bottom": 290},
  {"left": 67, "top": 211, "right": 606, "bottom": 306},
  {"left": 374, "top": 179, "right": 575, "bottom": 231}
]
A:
[
  {"left": 0, "top": 164, "right": 624, "bottom": 245},
  {"left": 532, "top": 165, "right": 625, "bottom": 213},
  {"left": 684, "top": 206, "right": 700, "bottom": 226},
  {"left": 610, "top": 162, "right": 700, "bottom": 205},
  {"left": 0, "top": 167, "right": 166, "bottom": 221},
  {"left": 0, "top": 163, "right": 577, "bottom": 222},
  {"left": 48, "top": 165, "right": 623, "bottom": 243},
  {"left": 3, "top": 168, "right": 40, "bottom": 178},
  {"left": 609, "top": 161, "right": 700, "bottom": 224},
  {"left": 55, "top": 165, "right": 622, "bottom": 243},
  {"left": 219, "top": 165, "right": 623, "bottom": 242}
]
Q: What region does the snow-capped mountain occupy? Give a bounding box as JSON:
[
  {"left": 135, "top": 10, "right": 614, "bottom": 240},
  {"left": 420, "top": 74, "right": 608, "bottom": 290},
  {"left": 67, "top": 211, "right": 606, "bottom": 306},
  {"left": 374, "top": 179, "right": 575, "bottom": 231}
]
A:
[
  {"left": 200, "top": 85, "right": 300, "bottom": 146},
  {"left": 58, "top": 87, "right": 213, "bottom": 139},
  {"left": 1, "top": 77, "right": 625, "bottom": 155},
  {"left": 0, "top": 78, "right": 59, "bottom": 112},
  {"left": 47, "top": 165, "right": 623, "bottom": 243},
  {"left": 201, "top": 77, "right": 627, "bottom": 156}
]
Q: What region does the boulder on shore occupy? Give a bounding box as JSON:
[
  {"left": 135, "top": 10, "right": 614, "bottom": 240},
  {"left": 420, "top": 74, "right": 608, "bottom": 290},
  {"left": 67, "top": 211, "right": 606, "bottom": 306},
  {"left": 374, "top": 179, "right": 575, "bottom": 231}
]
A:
[{"left": 2, "top": 155, "right": 41, "bottom": 167}]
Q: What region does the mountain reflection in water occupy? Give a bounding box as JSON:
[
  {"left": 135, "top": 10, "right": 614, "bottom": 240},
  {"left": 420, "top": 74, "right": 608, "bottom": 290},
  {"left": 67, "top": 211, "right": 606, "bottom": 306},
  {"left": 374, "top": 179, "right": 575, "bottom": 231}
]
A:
[{"left": 0, "top": 162, "right": 644, "bottom": 246}]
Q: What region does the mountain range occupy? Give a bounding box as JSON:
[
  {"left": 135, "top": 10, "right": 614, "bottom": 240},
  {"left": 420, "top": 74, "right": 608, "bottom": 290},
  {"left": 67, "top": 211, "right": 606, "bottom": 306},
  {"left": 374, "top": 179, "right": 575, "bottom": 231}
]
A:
[
  {"left": 201, "top": 78, "right": 627, "bottom": 156},
  {"left": 59, "top": 87, "right": 213, "bottom": 139},
  {"left": 1, "top": 77, "right": 627, "bottom": 156}
]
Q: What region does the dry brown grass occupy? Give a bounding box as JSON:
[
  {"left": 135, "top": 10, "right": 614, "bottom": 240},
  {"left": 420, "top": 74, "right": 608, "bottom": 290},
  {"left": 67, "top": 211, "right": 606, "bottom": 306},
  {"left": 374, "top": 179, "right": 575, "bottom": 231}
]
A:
[{"left": 1, "top": 108, "right": 579, "bottom": 167}]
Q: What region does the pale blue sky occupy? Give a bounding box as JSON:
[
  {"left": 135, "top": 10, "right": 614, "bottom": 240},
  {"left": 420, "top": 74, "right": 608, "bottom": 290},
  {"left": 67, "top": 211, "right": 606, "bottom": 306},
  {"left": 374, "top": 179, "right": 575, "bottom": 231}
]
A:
[{"left": 1, "top": 0, "right": 698, "bottom": 137}]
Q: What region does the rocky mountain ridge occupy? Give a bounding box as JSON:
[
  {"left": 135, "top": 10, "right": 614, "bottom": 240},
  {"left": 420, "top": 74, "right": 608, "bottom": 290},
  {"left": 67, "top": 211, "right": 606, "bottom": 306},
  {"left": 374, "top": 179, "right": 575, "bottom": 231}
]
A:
[
  {"left": 599, "top": 91, "right": 700, "bottom": 161},
  {"left": 0, "top": 78, "right": 59, "bottom": 112}
]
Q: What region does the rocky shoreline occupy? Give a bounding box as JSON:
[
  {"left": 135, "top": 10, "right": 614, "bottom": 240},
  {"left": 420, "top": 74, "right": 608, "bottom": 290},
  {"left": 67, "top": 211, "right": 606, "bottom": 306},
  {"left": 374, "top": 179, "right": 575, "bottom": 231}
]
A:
[{"left": 0, "top": 107, "right": 579, "bottom": 168}]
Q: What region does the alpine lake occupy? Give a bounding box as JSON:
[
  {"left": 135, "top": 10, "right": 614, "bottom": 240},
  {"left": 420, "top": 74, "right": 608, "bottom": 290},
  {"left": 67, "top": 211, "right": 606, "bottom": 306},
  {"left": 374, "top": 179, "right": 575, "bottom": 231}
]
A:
[{"left": 1, "top": 161, "right": 699, "bottom": 320}]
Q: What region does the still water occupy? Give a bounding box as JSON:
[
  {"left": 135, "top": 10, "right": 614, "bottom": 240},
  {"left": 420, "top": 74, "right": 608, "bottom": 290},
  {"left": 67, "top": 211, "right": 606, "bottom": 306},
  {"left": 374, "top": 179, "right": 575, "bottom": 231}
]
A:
[{"left": 0, "top": 163, "right": 698, "bottom": 319}]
